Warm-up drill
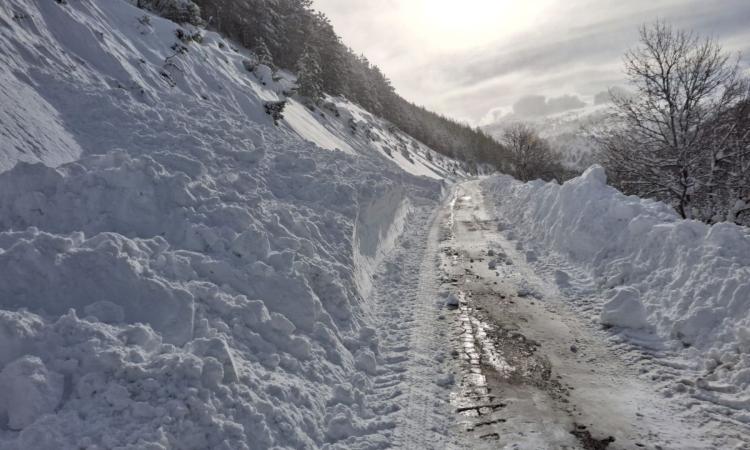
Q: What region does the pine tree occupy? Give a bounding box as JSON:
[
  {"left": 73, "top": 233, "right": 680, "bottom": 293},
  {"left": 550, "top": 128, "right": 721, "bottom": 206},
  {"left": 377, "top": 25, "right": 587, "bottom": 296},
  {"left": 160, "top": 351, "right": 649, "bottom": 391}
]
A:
[
  {"left": 308, "top": 12, "right": 347, "bottom": 95},
  {"left": 252, "top": 38, "right": 274, "bottom": 69},
  {"left": 296, "top": 47, "right": 324, "bottom": 104}
]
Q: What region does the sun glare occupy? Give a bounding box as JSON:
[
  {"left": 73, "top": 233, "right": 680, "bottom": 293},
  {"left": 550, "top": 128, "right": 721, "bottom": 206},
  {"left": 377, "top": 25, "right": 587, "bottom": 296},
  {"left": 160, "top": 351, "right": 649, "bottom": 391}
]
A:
[{"left": 414, "top": 0, "right": 552, "bottom": 51}]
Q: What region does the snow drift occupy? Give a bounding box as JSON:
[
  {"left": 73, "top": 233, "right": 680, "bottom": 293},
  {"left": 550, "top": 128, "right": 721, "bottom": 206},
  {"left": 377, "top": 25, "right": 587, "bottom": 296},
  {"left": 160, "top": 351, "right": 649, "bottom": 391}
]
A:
[
  {"left": 482, "top": 167, "right": 750, "bottom": 406},
  {"left": 0, "top": 0, "right": 449, "bottom": 448}
]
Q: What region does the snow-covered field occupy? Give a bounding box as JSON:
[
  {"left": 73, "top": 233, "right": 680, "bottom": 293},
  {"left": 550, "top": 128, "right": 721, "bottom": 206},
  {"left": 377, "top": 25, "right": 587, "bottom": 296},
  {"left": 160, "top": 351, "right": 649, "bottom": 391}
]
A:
[
  {"left": 482, "top": 168, "right": 750, "bottom": 419},
  {"left": 0, "top": 0, "right": 457, "bottom": 448}
]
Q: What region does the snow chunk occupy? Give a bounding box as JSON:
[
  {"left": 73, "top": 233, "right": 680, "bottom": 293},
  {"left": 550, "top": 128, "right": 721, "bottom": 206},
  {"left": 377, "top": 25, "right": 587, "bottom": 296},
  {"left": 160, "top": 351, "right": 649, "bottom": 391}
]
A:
[
  {"left": 600, "top": 287, "right": 649, "bottom": 329},
  {"left": 0, "top": 230, "right": 195, "bottom": 345},
  {"left": 580, "top": 164, "right": 607, "bottom": 185},
  {"left": 0, "top": 356, "right": 63, "bottom": 430}
]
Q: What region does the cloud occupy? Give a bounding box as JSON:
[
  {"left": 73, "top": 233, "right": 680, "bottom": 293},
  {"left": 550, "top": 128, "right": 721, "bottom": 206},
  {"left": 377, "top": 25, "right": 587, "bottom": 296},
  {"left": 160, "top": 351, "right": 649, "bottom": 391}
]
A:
[
  {"left": 512, "top": 94, "right": 586, "bottom": 117},
  {"left": 313, "top": 0, "right": 750, "bottom": 124},
  {"left": 546, "top": 95, "right": 588, "bottom": 115}
]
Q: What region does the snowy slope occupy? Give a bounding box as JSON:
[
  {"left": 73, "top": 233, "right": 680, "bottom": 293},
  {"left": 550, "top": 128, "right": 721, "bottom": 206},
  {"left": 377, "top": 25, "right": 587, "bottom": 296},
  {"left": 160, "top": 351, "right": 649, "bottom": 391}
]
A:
[
  {"left": 482, "top": 168, "right": 750, "bottom": 414},
  {"left": 0, "top": 1, "right": 455, "bottom": 448},
  {"left": 0, "top": 0, "right": 457, "bottom": 179}
]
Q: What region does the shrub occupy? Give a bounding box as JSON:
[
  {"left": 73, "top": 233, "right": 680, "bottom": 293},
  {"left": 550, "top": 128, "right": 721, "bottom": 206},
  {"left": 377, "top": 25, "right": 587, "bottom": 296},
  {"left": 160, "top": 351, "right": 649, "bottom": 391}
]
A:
[
  {"left": 264, "top": 101, "right": 286, "bottom": 126},
  {"left": 138, "top": 0, "right": 202, "bottom": 26}
]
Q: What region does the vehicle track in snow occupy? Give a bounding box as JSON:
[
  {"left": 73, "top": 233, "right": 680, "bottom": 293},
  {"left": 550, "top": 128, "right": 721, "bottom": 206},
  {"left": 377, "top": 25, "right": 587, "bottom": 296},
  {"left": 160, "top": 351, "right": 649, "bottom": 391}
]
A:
[
  {"left": 439, "top": 180, "right": 726, "bottom": 450},
  {"left": 349, "top": 179, "right": 747, "bottom": 449},
  {"left": 350, "top": 190, "right": 463, "bottom": 449}
]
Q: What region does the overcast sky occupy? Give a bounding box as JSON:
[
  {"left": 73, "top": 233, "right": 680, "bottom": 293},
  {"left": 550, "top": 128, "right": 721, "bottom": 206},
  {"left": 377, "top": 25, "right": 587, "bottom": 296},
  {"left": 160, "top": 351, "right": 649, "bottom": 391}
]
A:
[{"left": 312, "top": 0, "right": 750, "bottom": 125}]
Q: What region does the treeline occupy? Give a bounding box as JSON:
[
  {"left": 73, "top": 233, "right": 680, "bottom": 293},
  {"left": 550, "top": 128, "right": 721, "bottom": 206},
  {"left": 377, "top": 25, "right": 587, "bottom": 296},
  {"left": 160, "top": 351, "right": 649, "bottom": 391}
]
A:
[{"left": 154, "top": 0, "right": 511, "bottom": 171}]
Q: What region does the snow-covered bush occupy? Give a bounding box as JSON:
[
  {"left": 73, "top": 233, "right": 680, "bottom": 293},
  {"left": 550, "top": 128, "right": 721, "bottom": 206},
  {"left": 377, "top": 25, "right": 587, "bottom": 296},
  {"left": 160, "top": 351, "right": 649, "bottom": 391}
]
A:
[
  {"left": 400, "top": 146, "right": 414, "bottom": 164},
  {"left": 175, "top": 27, "right": 202, "bottom": 43},
  {"left": 322, "top": 101, "right": 341, "bottom": 117},
  {"left": 138, "top": 0, "right": 202, "bottom": 26},
  {"left": 264, "top": 100, "right": 286, "bottom": 125}
]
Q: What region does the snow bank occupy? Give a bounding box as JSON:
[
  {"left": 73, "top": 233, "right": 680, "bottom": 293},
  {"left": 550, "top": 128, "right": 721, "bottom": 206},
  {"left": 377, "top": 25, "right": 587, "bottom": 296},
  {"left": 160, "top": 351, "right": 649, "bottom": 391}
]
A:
[
  {"left": 482, "top": 167, "right": 750, "bottom": 395},
  {"left": 0, "top": 144, "right": 441, "bottom": 449},
  {"left": 0, "top": 0, "right": 446, "bottom": 447}
]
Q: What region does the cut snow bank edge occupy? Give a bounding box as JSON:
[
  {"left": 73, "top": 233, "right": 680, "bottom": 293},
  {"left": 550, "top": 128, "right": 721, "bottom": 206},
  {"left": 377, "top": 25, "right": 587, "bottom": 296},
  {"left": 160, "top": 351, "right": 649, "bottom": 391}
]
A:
[{"left": 353, "top": 186, "right": 410, "bottom": 301}]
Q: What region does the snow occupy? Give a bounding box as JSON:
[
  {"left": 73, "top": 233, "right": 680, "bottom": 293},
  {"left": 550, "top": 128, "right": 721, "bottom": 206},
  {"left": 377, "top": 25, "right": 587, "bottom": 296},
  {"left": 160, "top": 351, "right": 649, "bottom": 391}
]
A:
[
  {"left": 0, "top": 356, "right": 64, "bottom": 431},
  {"left": 283, "top": 99, "right": 355, "bottom": 154},
  {"left": 352, "top": 185, "right": 411, "bottom": 300},
  {"left": 482, "top": 166, "right": 750, "bottom": 407},
  {"left": 0, "top": 0, "right": 454, "bottom": 447},
  {"left": 329, "top": 99, "right": 459, "bottom": 180},
  {"left": 0, "top": 66, "right": 82, "bottom": 172},
  {"left": 599, "top": 286, "right": 649, "bottom": 329}
]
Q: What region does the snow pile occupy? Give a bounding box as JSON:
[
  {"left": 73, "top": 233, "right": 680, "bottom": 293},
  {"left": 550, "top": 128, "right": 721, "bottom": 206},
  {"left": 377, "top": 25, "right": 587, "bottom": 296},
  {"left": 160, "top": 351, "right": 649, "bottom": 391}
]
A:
[
  {"left": 0, "top": 0, "right": 447, "bottom": 448},
  {"left": 482, "top": 167, "right": 750, "bottom": 398},
  {"left": 0, "top": 146, "right": 437, "bottom": 448}
]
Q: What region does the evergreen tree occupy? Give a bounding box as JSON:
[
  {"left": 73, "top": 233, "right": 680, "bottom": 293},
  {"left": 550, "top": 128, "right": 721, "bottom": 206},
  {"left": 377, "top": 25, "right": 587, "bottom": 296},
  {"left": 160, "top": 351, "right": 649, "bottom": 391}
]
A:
[
  {"left": 296, "top": 47, "right": 324, "bottom": 104},
  {"left": 252, "top": 38, "right": 274, "bottom": 69},
  {"left": 308, "top": 13, "right": 347, "bottom": 95}
]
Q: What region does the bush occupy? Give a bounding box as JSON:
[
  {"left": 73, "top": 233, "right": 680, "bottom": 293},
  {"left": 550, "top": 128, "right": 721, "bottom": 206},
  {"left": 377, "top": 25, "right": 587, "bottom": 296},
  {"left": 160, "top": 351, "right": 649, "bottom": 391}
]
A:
[
  {"left": 264, "top": 101, "right": 286, "bottom": 126},
  {"left": 242, "top": 59, "right": 258, "bottom": 73},
  {"left": 138, "top": 0, "right": 202, "bottom": 26}
]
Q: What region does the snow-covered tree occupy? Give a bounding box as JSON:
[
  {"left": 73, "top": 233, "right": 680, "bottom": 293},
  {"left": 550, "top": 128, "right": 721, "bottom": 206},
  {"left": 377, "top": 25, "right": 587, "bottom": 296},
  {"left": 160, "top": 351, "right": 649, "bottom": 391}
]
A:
[
  {"left": 601, "top": 21, "right": 749, "bottom": 222},
  {"left": 296, "top": 47, "right": 324, "bottom": 104},
  {"left": 252, "top": 38, "right": 275, "bottom": 69}
]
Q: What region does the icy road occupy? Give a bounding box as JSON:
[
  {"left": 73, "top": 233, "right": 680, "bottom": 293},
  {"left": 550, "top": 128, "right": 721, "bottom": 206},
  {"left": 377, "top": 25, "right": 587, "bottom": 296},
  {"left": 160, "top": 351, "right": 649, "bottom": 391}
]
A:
[{"left": 361, "top": 180, "right": 749, "bottom": 450}]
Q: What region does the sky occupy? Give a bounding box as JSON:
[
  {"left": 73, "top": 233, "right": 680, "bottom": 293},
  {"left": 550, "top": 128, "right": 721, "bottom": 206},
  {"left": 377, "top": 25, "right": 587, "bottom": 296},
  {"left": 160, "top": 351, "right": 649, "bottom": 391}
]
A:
[{"left": 312, "top": 0, "right": 750, "bottom": 125}]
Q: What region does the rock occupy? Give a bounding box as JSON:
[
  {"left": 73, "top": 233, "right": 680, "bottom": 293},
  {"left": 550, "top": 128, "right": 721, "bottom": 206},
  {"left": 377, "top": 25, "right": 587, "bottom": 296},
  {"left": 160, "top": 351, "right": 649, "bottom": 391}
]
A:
[{"left": 445, "top": 293, "right": 460, "bottom": 309}]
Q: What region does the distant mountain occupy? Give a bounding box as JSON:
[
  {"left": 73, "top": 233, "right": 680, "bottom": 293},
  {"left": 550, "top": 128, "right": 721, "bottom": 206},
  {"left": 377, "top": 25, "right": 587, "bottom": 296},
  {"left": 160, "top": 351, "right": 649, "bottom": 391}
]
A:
[{"left": 482, "top": 103, "right": 614, "bottom": 171}]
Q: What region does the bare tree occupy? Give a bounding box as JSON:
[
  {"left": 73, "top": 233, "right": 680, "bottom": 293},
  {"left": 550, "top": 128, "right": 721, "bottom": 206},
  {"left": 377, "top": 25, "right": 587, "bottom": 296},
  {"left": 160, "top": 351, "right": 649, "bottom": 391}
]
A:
[
  {"left": 501, "top": 123, "right": 562, "bottom": 182},
  {"left": 601, "top": 21, "right": 748, "bottom": 221},
  {"left": 703, "top": 90, "right": 750, "bottom": 223}
]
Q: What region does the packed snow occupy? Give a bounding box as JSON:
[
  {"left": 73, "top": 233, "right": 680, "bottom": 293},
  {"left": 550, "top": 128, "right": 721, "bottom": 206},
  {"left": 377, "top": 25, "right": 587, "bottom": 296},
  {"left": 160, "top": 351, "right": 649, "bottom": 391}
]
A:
[
  {"left": 0, "top": 0, "right": 453, "bottom": 448},
  {"left": 482, "top": 167, "right": 750, "bottom": 413}
]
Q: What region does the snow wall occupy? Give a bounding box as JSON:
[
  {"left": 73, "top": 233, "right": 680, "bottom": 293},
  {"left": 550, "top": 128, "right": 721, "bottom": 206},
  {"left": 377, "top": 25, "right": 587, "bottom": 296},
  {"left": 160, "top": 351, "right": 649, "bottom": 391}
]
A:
[
  {"left": 353, "top": 186, "right": 409, "bottom": 301},
  {"left": 482, "top": 166, "right": 750, "bottom": 402}
]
